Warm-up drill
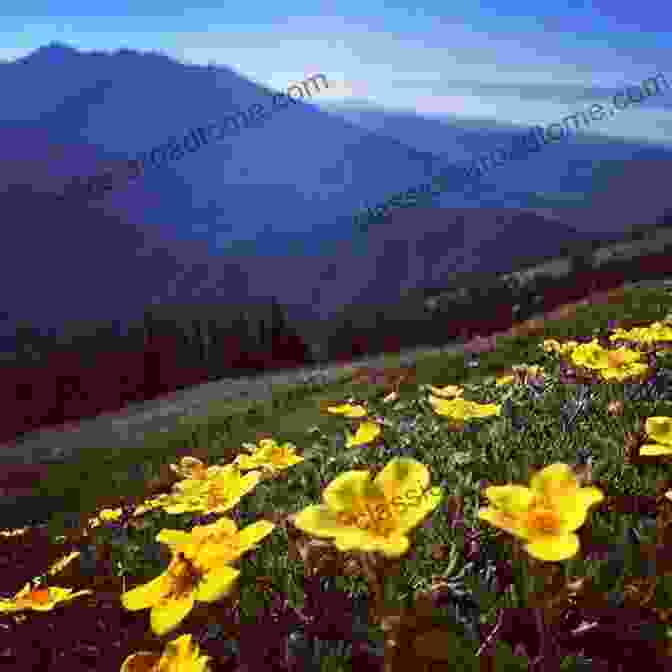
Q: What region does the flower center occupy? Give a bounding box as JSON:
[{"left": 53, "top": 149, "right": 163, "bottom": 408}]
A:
[
  {"left": 337, "top": 501, "right": 395, "bottom": 536},
  {"left": 29, "top": 588, "right": 51, "bottom": 605},
  {"left": 527, "top": 508, "right": 561, "bottom": 536},
  {"left": 607, "top": 351, "right": 627, "bottom": 367},
  {"left": 206, "top": 483, "right": 233, "bottom": 509},
  {"left": 166, "top": 555, "right": 202, "bottom": 599},
  {"left": 269, "top": 447, "right": 287, "bottom": 462}
]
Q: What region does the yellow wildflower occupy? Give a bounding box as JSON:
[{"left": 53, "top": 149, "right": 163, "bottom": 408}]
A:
[
  {"left": 133, "top": 493, "right": 178, "bottom": 517},
  {"left": 609, "top": 322, "right": 672, "bottom": 344},
  {"left": 162, "top": 464, "right": 262, "bottom": 515},
  {"left": 88, "top": 506, "right": 124, "bottom": 529},
  {"left": 0, "top": 583, "right": 92, "bottom": 613},
  {"left": 570, "top": 341, "right": 649, "bottom": 382},
  {"left": 121, "top": 633, "right": 212, "bottom": 672},
  {"left": 640, "top": 416, "right": 672, "bottom": 456},
  {"left": 429, "top": 396, "right": 501, "bottom": 420},
  {"left": 234, "top": 438, "right": 304, "bottom": 473},
  {"left": 169, "top": 456, "right": 226, "bottom": 481},
  {"left": 478, "top": 463, "right": 604, "bottom": 561},
  {"left": 156, "top": 516, "right": 275, "bottom": 568},
  {"left": 325, "top": 403, "right": 368, "bottom": 418},
  {"left": 292, "top": 457, "right": 443, "bottom": 558},
  {"left": 345, "top": 421, "right": 382, "bottom": 448},
  {"left": 495, "top": 374, "right": 516, "bottom": 387},
  {"left": 121, "top": 548, "right": 239, "bottom": 636}
]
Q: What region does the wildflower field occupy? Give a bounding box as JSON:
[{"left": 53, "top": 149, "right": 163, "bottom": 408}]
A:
[{"left": 2, "top": 281, "right": 672, "bottom": 671}]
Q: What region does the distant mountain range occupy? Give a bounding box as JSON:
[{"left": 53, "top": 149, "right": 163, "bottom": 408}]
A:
[
  {"left": 319, "top": 101, "right": 672, "bottom": 233},
  {"left": 2, "top": 42, "right": 672, "bottom": 352}
]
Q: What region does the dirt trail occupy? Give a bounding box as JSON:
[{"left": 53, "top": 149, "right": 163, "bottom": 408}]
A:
[
  {"left": 0, "top": 340, "right": 470, "bottom": 467},
  {"left": 1, "top": 277, "right": 669, "bottom": 470}
]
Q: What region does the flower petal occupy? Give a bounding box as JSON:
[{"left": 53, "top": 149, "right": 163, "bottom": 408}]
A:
[
  {"left": 292, "top": 504, "right": 358, "bottom": 538},
  {"left": 326, "top": 403, "right": 367, "bottom": 417},
  {"left": 640, "top": 443, "right": 672, "bottom": 456},
  {"left": 120, "top": 651, "right": 162, "bottom": 672},
  {"left": 482, "top": 485, "right": 534, "bottom": 515},
  {"left": 554, "top": 487, "right": 604, "bottom": 532},
  {"left": 394, "top": 486, "right": 443, "bottom": 535},
  {"left": 530, "top": 463, "right": 579, "bottom": 502},
  {"left": 322, "top": 470, "right": 373, "bottom": 512},
  {"left": 346, "top": 422, "right": 381, "bottom": 447},
  {"left": 333, "top": 530, "right": 410, "bottom": 558},
  {"left": 524, "top": 533, "right": 579, "bottom": 561},
  {"left": 478, "top": 506, "right": 530, "bottom": 539},
  {"left": 428, "top": 396, "right": 459, "bottom": 416},
  {"left": 121, "top": 573, "right": 169, "bottom": 611},
  {"left": 194, "top": 565, "right": 240, "bottom": 603},
  {"left": 150, "top": 593, "right": 195, "bottom": 636},
  {"left": 235, "top": 520, "right": 275, "bottom": 550},
  {"left": 645, "top": 417, "right": 672, "bottom": 446},
  {"left": 156, "top": 529, "right": 194, "bottom": 548},
  {"left": 206, "top": 517, "right": 239, "bottom": 537},
  {"left": 162, "top": 634, "right": 211, "bottom": 672},
  {"left": 373, "top": 457, "right": 431, "bottom": 504}
]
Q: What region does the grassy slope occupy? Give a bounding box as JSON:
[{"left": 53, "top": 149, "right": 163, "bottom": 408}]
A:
[{"left": 15, "top": 279, "right": 670, "bottom": 541}]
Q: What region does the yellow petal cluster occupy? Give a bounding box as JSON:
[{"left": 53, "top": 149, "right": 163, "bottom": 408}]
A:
[
  {"left": 478, "top": 463, "right": 604, "bottom": 561},
  {"left": 0, "top": 583, "right": 92, "bottom": 613},
  {"left": 292, "top": 457, "right": 443, "bottom": 558},
  {"left": 121, "top": 548, "right": 240, "bottom": 635},
  {"left": 609, "top": 321, "right": 672, "bottom": 344},
  {"left": 569, "top": 340, "right": 649, "bottom": 382},
  {"left": 639, "top": 416, "right": 672, "bottom": 456},
  {"left": 345, "top": 421, "right": 382, "bottom": 448},
  {"left": 88, "top": 506, "right": 124, "bottom": 529},
  {"left": 165, "top": 464, "right": 262, "bottom": 515},
  {"left": 429, "top": 395, "right": 501, "bottom": 420},
  {"left": 156, "top": 516, "right": 275, "bottom": 568},
  {"left": 170, "top": 456, "right": 227, "bottom": 481},
  {"left": 133, "top": 493, "right": 178, "bottom": 517},
  {"left": 129, "top": 457, "right": 263, "bottom": 518},
  {"left": 121, "top": 470, "right": 274, "bottom": 636},
  {"left": 121, "top": 633, "right": 212, "bottom": 672},
  {"left": 234, "top": 438, "right": 305, "bottom": 472},
  {"left": 325, "top": 403, "right": 368, "bottom": 418}
]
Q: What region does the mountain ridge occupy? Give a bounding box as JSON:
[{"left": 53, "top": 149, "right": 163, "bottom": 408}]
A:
[{"left": 2, "top": 43, "right": 672, "bottom": 343}]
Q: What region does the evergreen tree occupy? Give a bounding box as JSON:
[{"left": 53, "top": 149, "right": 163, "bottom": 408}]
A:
[{"left": 192, "top": 318, "right": 204, "bottom": 365}]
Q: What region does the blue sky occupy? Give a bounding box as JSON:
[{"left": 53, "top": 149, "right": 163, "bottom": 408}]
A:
[{"left": 2, "top": 1, "right": 670, "bottom": 145}]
